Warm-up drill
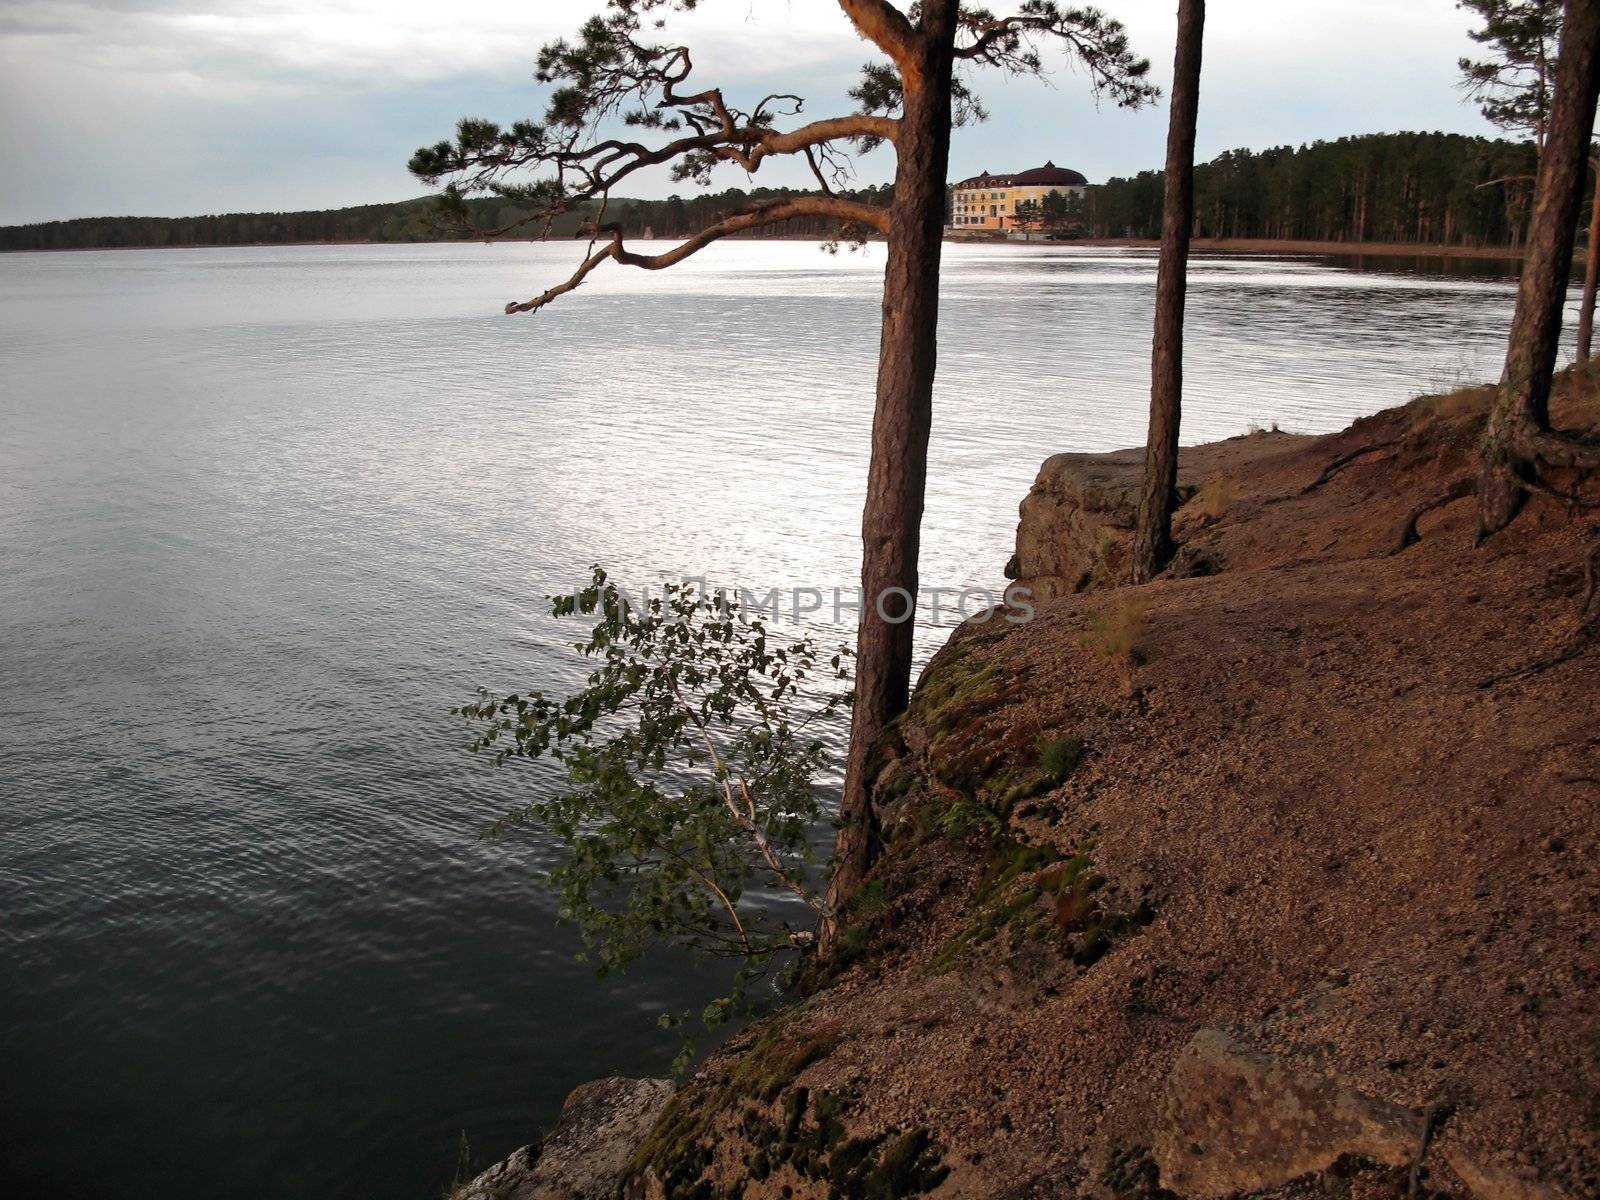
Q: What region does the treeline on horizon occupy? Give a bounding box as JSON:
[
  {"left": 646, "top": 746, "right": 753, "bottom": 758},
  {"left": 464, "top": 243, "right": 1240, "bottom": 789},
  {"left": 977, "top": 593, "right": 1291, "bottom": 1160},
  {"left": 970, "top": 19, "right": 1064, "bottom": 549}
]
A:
[
  {"left": 0, "top": 185, "right": 894, "bottom": 252},
  {"left": 0, "top": 196, "right": 570, "bottom": 252},
  {"left": 0, "top": 132, "right": 1553, "bottom": 253},
  {"left": 1082, "top": 131, "right": 1545, "bottom": 247}
]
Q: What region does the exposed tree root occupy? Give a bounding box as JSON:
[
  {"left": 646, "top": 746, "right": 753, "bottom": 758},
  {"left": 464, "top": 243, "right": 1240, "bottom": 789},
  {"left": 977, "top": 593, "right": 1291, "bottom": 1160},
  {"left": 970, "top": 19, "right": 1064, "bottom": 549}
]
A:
[
  {"left": 1582, "top": 537, "right": 1600, "bottom": 626},
  {"left": 1527, "top": 427, "right": 1600, "bottom": 471},
  {"left": 1300, "top": 441, "right": 1399, "bottom": 495},
  {"left": 1479, "top": 425, "right": 1600, "bottom": 519},
  {"left": 1474, "top": 535, "right": 1600, "bottom": 690},
  {"left": 1393, "top": 477, "right": 1477, "bottom": 553},
  {"left": 1476, "top": 627, "right": 1596, "bottom": 690}
]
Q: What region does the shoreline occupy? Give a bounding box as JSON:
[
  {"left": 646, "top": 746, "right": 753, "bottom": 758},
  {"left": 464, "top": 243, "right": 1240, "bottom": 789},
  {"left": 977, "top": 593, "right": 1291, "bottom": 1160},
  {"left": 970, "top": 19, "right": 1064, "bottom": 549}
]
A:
[
  {"left": 953, "top": 234, "right": 1538, "bottom": 261},
  {"left": 1079, "top": 234, "right": 1533, "bottom": 260},
  {"left": 0, "top": 234, "right": 1543, "bottom": 262}
]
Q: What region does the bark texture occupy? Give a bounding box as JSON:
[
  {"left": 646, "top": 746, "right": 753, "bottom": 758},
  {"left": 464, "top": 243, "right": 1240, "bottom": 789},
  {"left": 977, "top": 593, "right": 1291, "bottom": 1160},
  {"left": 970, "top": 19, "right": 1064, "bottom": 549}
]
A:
[
  {"left": 1131, "top": 0, "right": 1206, "bottom": 583},
  {"left": 1577, "top": 168, "right": 1600, "bottom": 361},
  {"left": 1479, "top": 0, "right": 1600, "bottom": 537},
  {"left": 826, "top": 1, "right": 958, "bottom": 930}
]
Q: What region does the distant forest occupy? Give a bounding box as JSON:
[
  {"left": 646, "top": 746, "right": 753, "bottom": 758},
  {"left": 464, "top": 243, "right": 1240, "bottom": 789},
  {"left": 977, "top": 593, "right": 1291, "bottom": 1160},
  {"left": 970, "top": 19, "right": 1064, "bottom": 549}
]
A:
[
  {"left": 0, "top": 186, "right": 893, "bottom": 252},
  {"left": 1081, "top": 132, "right": 1545, "bottom": 248},
  {"left": 0, "top": 197, "right": 457, "bottom": 252},
  {"left": 0, "top": 132, "right": 1552, "bottom": 253}
]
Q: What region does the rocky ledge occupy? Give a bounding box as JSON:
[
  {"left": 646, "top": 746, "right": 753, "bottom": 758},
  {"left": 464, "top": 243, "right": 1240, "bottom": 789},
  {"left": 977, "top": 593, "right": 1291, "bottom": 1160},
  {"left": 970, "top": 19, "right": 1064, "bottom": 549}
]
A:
[
  {"left": 454, "top": 1077, "right": 674, "bottom": 1200},
  {"left": 476, "top": 373, "right": 1600, "bottom": 1199},
  {"left": 1007, "top": 428, "right": 1306, "bottom": 598}
]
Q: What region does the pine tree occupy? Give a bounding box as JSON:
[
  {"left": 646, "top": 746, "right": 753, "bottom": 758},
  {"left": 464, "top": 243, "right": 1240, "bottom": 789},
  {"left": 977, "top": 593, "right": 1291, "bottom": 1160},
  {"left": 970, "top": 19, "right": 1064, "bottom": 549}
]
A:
[
  {"left": 407, "top": 0, "right": 1156, "bottom": 942},
  {"left": 1458, "top": 0, "right": 1600, "bottom": 364},
  {"left": 1132, "top": 0, "right": 1205, "bottom": 584},
  {"left": 1459, "top": 0, "right": 1564, "bottom": 150},
  {"left": 1478, "top": 0, "right": 1600, "bottom": 538}
]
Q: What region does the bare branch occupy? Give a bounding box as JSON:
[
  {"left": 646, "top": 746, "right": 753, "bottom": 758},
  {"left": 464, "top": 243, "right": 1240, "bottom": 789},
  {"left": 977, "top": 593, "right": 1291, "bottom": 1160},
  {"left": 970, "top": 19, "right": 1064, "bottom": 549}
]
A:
[
  {"left": 505, "top": 196, "right": 890, "bottom": 315},
  {"left": 728, "top": 115, "right": 900, "bottom": 175},
  {"left": 674, "top": 852, "right": 755, "bottom": 956}
]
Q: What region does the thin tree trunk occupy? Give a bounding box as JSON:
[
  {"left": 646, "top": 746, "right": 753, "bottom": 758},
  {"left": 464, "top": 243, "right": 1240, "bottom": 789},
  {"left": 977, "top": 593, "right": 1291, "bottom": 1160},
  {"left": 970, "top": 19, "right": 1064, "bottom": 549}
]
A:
[
  {"left": 1577, "top": 161, "right": 1600, "bottom": 361},
  {"left": 1132, "top": 0, "right": 1206, "bottom": 583},
  {"left": 1480, "top": 0, "right": 1600, "bottom": 537},
  {"left": 825, "top": 2, "right": 956, "bottom": 936}
]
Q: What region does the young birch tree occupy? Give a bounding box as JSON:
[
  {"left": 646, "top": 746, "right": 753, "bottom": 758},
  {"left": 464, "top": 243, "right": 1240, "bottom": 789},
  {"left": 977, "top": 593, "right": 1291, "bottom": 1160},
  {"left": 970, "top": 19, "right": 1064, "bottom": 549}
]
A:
[
  {"left": 1131, "top": 0, "right": 1205, "bottom": 584},
  {"left": 408, "top": 0, "right": 1156, "bottom": 941}
]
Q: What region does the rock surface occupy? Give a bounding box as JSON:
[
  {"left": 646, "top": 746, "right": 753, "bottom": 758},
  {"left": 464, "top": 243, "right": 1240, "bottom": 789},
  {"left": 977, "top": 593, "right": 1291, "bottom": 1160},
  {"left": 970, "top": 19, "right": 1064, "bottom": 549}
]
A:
[
  {"left": 1153, "top": 1028, "right": 1422, "bottom": 1195},
  {"left": 1008, "top": 429, "right": 1305, "bottom": 599},
  {"left": 454, "top": 1077, "right": 674, "bottom": 1200},
  {"left": 1156, "top": 1028, "right": 1582, "bottom": 1200}
]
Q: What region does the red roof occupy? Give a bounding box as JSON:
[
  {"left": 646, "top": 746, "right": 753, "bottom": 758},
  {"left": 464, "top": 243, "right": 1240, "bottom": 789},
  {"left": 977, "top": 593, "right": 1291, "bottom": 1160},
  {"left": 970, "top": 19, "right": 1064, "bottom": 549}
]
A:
[{"left": 952, "top": 161, "right": 1088, "bottom": 189}]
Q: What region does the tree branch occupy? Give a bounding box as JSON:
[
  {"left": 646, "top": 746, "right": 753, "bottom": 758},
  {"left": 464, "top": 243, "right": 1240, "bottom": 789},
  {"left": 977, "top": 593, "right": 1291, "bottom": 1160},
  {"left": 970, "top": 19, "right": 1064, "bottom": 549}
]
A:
[
  {"left": 663, "top": 847, "right": 755, "bottom": 957},
  {"left": 411, "top": 7, "right": 903, "bottom": 245},
  {"left": 949, "top": 3, "right": 1158, "bottom": 109},
  {"left": 666, "top": 677, "right": 833, "bottom": 923},
  {"left": 505, "top": 196, "right": 891, "bottom": 315},
  {"left": 837, "top": 0, "right": 921, "bottom": 71},
  {"left": 718, "top": 115, "right": 900, "bottom": 177}
]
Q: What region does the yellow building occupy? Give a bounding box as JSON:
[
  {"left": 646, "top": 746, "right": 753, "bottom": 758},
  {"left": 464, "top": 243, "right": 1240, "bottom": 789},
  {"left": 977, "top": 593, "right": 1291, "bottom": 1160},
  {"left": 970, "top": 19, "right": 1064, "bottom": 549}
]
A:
[{"left": 949, "top": 161, "right": 1088, "bottom": 231}]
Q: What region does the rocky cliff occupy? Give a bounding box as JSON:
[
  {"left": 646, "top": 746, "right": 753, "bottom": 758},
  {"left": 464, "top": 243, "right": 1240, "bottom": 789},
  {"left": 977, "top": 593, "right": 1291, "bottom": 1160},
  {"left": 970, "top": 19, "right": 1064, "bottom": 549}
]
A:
[{"left": 478, "top": 373, "right": 1600, "bottom": 1200}]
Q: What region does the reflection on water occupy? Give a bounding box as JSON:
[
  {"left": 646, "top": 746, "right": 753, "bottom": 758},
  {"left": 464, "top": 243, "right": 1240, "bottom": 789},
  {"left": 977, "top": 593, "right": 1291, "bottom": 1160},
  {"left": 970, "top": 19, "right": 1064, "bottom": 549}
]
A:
[
  {"left": 1318, "top": 251, "right": 1523, "bottom": 279},
  {"left": 0, "top": 241, "right": 1566, "bottom": 1200}
]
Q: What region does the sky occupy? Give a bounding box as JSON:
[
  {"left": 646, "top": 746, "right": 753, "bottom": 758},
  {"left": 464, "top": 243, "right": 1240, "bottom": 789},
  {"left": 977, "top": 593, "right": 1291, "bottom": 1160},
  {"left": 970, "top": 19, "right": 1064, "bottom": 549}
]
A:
[{"left": 0, "top": 0, "right": 1507, "bottom": 226}]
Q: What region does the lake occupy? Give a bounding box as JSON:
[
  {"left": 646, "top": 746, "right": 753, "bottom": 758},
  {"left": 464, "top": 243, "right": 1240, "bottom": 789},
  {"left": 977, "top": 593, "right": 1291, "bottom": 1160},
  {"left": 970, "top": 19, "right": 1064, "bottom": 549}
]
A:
[{"left": 0, "top": 240, "right": 1555, "bottom": 1199}]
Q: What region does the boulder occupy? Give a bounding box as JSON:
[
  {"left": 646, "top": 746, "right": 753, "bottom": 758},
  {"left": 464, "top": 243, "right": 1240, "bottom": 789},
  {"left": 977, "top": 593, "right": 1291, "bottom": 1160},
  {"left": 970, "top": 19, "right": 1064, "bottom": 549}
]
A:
[
  {"left": 453, "top": 1076, "right": 674, "bottom": 1200},
  {"left": 1154, "top": 1030, "right": 1579, "bottom": 1200},
  {"left": 1153, "top": 1028, "right": 1420, "bottom": 1196},
  {"left": 1009, "top": 448, "right": 1149, "bottom": 600},
  {"left": 1008, "top": 430, "right": 1305, "bottom": 600}
]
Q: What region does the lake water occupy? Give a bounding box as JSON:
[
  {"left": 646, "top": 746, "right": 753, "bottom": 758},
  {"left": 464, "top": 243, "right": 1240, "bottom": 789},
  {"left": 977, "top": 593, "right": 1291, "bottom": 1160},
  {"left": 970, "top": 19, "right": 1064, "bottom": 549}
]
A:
[{"left": 0, "top": 240, "right": 1558, "bottom": 1199}]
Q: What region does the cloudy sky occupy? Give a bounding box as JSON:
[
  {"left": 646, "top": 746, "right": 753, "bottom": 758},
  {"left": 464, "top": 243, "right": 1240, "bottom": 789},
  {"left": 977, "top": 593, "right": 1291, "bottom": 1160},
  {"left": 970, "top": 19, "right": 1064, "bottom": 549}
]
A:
[{"left": 0, "top": 0, "right": 1504, "bottom": 225}]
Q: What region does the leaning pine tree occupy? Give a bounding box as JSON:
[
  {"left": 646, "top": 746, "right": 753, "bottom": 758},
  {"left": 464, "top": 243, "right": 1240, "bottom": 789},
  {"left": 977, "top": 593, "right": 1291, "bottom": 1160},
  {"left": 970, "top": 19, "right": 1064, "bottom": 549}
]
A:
[{"left": 409, "top": 0, "right": 1156, "bottom": 942}]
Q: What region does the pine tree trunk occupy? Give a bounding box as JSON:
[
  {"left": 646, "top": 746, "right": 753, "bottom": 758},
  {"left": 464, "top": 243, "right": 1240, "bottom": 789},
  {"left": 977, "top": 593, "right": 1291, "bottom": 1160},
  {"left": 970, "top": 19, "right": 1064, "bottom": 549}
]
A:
[
  {"left": 1577, "top": 163, "right": 1600, "bottom": 362},
  {"left": 1132, "top": 0, "right": 1206, "bottom": 583},
  {"left": 826, "top": 4, "right": 956, "bottom": 934},
  {"left": 1480, "top": 0, "right": 1600, "bottom": 537}
]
